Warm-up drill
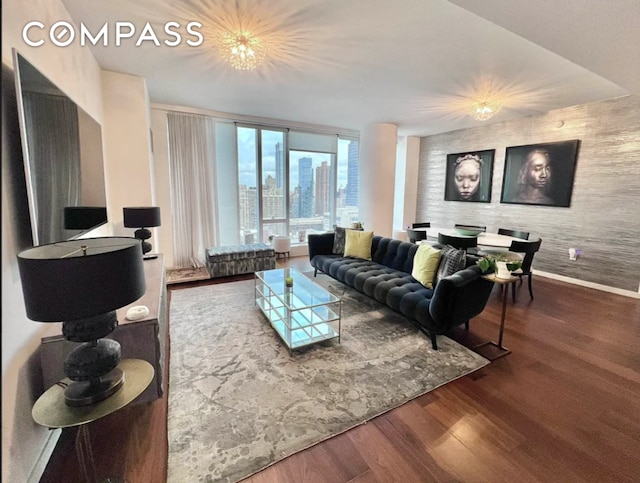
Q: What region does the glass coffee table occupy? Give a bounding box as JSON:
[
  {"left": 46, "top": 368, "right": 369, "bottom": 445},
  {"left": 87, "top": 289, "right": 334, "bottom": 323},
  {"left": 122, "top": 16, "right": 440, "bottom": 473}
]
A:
[{"left": 255, "top": 268, "right": 341, "bottom": 355}]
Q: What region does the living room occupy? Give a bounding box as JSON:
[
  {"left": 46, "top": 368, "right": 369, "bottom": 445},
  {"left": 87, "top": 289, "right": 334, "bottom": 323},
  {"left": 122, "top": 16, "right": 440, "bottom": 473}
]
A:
[{"left": 3, "top": 1, "right": 640, "bottom": 482}]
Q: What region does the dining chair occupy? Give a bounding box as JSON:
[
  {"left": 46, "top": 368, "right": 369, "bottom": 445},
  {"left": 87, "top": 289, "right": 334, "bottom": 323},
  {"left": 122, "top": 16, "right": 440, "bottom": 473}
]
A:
[
  {"left": 454, "top": 224, "right": 487, "bottom": 232},
  {"left": 438, "top": 232, "right": 477, "bottom": 252},
  {"left": 509, "top": 238, "right": 542, "bottom": 302},
  {"left": 412, "top": 222, "right": 431, "bottom": 228},
  {"left": 498, "top": 228, "right": 530, "bottom": 240},
  {"left": 407, "top": 229, "right": 427, "bottom": 243}
]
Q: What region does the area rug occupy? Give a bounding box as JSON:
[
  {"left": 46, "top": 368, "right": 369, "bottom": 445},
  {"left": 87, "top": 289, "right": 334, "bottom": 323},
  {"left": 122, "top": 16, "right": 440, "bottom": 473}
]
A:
[
  {"left": 167, "top": 273, "right": 489, "bottom": 482},
  {"left": 165, "top": 266, "right": 210, "bottom": 285}
]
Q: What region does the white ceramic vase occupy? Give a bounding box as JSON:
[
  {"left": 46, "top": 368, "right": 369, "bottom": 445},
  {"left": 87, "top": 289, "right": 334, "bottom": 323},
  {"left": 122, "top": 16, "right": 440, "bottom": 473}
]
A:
[{"left": 495, "top": 261, "right": 512, "bottom": 279}]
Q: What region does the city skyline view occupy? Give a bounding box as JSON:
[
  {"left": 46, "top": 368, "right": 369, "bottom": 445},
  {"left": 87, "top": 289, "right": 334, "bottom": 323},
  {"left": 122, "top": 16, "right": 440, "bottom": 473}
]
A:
[{"left": 237, "top": 128, "right": 353, "bottom": 189}]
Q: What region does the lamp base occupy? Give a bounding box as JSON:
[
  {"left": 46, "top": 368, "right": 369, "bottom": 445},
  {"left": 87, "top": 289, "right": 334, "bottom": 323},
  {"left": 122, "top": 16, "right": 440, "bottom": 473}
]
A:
[{"left": 64, "top": 368, "right": 125, "bottom": 407}]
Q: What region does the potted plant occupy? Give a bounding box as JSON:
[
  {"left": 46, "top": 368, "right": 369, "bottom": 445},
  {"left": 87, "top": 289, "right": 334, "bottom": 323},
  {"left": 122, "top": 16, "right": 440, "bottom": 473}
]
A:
[
  {"left": 477, "top": 251, "right": 523, "bottom": 279},
  {"left": 285, "top": 276, "right": 294, "bottom": 288}
]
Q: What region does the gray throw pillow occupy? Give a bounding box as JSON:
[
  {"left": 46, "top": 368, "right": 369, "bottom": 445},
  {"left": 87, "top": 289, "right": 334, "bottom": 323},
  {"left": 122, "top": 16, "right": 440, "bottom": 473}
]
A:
[
  {"left": 435, "top": 245, "right": 466, "bottom": 286},
  {"left": 333, "top": 227, "right": 347, "bottom": 255}
]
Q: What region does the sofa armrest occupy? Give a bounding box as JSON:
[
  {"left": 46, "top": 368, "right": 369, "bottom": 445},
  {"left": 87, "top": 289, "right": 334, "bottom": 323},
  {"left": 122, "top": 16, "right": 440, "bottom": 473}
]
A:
[
  {"left": 429, "top": 265, "right": 494, "bottom": 326},
  {"left": 308, "top": 233, "right": 335, "bottom": 260}
]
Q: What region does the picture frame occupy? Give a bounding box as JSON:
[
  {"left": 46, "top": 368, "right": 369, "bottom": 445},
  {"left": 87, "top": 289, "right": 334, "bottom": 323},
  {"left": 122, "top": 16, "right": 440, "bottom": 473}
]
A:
[
  {"left": 444, "top": 150, "right": 495, "bottom": 202},
  {"left": 500, "top": 140, "right": 580, "bottom": 207}
]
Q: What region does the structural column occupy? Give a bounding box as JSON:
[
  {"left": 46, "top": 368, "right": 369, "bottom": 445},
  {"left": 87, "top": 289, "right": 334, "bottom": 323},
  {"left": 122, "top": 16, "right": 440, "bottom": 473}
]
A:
[{"left": 359, "top": 123, "right": 398, "bottom": 237}]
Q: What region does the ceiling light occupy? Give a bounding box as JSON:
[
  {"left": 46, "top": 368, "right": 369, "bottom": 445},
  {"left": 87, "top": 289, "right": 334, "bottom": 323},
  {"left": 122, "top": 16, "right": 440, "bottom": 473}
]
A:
[
  {"left": 221, "top": 31, "right": 265, "bottom": 70},
  {"left": 469, "top": 100, "right": 502, "bottom": 121}
]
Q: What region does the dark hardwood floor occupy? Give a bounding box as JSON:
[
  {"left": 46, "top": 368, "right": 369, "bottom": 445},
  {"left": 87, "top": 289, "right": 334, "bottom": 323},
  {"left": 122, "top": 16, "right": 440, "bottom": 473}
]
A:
[{"left": 41, "top": 257, "right": 640, "bottom": 482}]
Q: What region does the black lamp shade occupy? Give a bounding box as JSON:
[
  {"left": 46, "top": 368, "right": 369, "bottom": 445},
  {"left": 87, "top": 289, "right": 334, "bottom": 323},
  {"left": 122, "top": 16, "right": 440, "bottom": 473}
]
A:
[
  {"left": 64, "top": 206, "right": 108, "bottom": 230},
  {"left": 123, "top": 207, "right": 161, "bottom": 228},
  {"left": 17, "top": 237, "right": 145, "bottom": 322}
]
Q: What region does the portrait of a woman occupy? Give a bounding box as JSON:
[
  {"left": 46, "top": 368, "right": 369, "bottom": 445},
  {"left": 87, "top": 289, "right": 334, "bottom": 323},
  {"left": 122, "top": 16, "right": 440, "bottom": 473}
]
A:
[
  {"left": 444, "top": 150, "right": 494, "bottom": 202},
  {"left": 501, "top": 140, "right": 580, "bottom": 207}
]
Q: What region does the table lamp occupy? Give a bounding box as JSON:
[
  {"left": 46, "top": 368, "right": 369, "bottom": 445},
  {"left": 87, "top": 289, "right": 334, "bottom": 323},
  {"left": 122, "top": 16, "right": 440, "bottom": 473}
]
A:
[
  {"left": 17, "top": 237, "right": 146, "bottom": 407},
  {"left": 123, "top": 207, "right": 161, "bottom": 259}
]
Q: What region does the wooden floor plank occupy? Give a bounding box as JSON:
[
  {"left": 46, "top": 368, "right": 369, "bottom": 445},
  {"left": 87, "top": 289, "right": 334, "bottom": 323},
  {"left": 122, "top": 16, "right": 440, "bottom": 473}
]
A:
[{"left": 40, "top": 257, "right": 640, "bottom": 482}]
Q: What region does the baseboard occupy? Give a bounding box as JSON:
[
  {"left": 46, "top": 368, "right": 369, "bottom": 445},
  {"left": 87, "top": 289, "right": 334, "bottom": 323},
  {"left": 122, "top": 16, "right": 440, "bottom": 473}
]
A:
[
  {"left": 27, "top": 428, "right": 61, "bottom": 483},
  {"left": 535, "top": 270, "right": 640, "bottom": 299}
]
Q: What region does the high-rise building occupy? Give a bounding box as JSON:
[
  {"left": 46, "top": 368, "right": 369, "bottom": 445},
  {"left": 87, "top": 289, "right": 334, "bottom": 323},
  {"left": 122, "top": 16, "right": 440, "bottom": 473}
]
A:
[
  {"left": 346, "top": 141, "right": 359, "bottom": 207},
  {"left": 262, "top": 175, "right": 284, "bottom": 219},
  {"left": 315, "top": 161, "right": 331, "bottom": 216},
  {"left": 298, "top": 157, "right": 313, "bottom": 218},
  {"left": 275, "top": 142, "right": 285, "bottom": 189},
  {"left": 239, "top": 185, "right": 257, "bottom": 231}
]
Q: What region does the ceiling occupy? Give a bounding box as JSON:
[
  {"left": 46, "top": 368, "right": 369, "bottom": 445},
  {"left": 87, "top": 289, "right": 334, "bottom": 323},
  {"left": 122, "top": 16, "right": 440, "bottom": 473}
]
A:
[{"left": 60, "top": 0, "right": 639, "bottom": 136}]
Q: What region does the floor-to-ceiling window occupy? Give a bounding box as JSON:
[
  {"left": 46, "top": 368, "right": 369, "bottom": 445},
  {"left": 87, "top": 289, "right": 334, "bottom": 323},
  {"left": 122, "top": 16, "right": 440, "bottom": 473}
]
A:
[
  {"left": 237, "top": 126, "right": 359, "bottom": 245},
  {"left": 289, "top": 150, "right": 334, "bottom": 243},
  {"left": 337, "top": 137, "right": 360, "bottom": 227}
]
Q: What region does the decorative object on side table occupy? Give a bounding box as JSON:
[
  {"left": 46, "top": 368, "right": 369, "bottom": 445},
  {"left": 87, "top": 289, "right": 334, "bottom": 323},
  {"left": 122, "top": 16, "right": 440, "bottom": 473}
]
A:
[
  {"left": 477, "top": 251, "right": 523, "bottom": 279},
  {"left": 123, "top": 206, "right": 161, "bottom": 259},
  {"left": 17, "top": 237, "right": 150, "bottom": 409},
  {"left": 285, "top": 276, "right": 294, "bottom": 288}
]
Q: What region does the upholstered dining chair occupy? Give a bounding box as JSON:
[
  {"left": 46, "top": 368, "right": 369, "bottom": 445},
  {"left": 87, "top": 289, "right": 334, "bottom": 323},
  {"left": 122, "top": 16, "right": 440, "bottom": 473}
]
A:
[
  {"left": 498, "top": 228, "right": 530, "bottom": 240},
  {"left": 454, "top": 224, "right": 487, "bottom": 232},
  {"left": 407, "top": 228, "right": 427, "bottom": 244},
  {"left": 438, "top": 232, "right": 478, "bottom": 252},
  {"left": 509, "top": 238, "right": 542, "bottom": 302},
  {"left": 412, "top": 222, "right": 431, "bottom": 228}
]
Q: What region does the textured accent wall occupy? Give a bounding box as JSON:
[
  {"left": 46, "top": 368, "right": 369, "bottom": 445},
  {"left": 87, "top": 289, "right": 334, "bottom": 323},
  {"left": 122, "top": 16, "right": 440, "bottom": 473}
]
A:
[{"left": 417, "top": 95, "right": 640, "bottom": 292}]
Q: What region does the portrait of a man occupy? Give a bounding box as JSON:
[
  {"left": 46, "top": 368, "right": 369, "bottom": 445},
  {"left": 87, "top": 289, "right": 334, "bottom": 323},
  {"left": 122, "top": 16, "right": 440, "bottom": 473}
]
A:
[
  {"left": 444, "top": 150, "right": 494, "bottom": 202},
  {"left": 501, "top": 140, "right": 580, "bottom": 207}
]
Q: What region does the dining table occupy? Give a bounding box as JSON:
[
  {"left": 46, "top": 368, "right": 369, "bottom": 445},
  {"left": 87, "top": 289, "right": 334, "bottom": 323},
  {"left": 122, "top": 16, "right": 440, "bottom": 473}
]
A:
[{"left": 415, "top": 227, "right": 528, "bottom": 250}]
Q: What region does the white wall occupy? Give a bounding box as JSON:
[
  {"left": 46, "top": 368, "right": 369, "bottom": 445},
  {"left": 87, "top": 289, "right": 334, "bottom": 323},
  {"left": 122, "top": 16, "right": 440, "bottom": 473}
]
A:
[
  {"left": 151, "top": 109, "right": 175, "bottom": 267},
  {"left": 359, "top": 123, "right": 398, "bottom": 237},
  {"left": 1, "top": 1, "right": 104, "bottom": 481},
  {"left": 394, "top": 136, "right": 421, "bottom": 232},
  {"left": 101, "top": 71, "right": 157, "bottom": 240}
]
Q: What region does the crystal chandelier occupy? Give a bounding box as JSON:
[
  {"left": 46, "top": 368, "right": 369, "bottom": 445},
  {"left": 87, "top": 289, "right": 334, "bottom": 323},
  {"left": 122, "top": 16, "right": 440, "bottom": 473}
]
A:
[
  {"left": 221, "top": 31, "right": 265, "bottom": 70},
  {"left": 469, "top": 100, "right": 502, "bottom": 121}
]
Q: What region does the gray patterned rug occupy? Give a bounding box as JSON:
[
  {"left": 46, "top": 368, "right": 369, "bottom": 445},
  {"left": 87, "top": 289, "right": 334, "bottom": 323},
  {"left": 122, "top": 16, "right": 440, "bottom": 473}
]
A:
[{"left": 167, "top": 273, "right": 489, "bottom": 482}]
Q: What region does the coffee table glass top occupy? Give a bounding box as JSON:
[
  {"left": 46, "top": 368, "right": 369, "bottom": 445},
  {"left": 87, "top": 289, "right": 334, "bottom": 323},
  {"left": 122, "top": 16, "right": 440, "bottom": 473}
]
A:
[
  {"left": 255, "top": 268, "right": 341, "bottom": 354},
  {"left": 256, "top": 268, "right": 339, "bottom": 309}
]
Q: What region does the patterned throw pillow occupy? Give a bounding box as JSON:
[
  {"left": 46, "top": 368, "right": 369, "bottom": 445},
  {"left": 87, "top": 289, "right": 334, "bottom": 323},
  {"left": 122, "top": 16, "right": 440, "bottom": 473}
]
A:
[
  {"left": 333, "top": 226, "right": 348, "bottom": 255},
  {"left": 435, "top": 245, "right": 466, "bottom": 286}
]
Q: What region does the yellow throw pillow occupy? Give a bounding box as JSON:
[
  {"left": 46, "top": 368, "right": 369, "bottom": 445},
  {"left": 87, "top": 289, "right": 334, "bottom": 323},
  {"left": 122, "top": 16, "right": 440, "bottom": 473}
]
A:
[
  {"left": 344, "top": 230, "right": 374, "bottom": 260},
  {"left": 411, "top": 244, "right": 441, "bottom": 288}
]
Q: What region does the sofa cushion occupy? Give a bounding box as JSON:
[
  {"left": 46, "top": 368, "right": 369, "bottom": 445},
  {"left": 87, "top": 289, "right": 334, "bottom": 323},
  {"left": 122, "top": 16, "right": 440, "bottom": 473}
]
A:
[
  {"left": 435, "top": 245, "right": 466, "bottom": 285},
  {"left": 411, "top": 244, "right": 441, "bottom": 288},
  {"left": 332, "top": 226, "right": 347, "bottom": 255},
  {"left": 344, "top": 230, "right": 374, "bottom": 259}
]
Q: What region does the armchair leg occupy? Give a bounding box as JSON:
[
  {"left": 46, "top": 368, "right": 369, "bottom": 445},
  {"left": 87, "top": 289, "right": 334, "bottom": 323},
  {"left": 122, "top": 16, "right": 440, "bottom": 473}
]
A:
[
  {"left": 464, "top": 320, "right": 469, "bottom": 331},
  {"left": 314, "top": 268, "right": 317, "bottom": 277},
  {"left": 528, "top": 273, "right": 534, "bottom": 299}
]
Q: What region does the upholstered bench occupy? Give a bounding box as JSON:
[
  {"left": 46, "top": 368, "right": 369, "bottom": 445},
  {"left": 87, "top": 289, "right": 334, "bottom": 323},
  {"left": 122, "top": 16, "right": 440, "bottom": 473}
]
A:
[{"left": 205, "top": 243, "right": 276, "bottom": 278}]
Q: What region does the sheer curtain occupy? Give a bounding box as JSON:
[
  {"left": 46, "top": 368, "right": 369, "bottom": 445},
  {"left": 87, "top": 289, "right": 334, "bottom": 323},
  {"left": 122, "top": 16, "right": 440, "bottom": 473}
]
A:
[
  {"left": 23, "top": 92, "right": 81, "bottom": 244},
  {"left": 167, "top": 112, "right": 217, "bottom": 268}
]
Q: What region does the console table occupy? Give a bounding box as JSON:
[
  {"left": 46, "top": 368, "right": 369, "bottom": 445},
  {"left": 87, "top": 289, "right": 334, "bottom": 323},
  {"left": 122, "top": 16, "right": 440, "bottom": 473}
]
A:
[{"left": 39, "top": 255, "right": 167, "bottom": 405}]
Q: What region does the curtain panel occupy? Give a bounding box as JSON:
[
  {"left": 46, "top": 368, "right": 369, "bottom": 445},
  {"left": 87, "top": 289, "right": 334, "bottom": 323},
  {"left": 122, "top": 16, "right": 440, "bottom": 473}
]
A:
[{"left": 167, "top": 112, "right": 217, "bottom": 268}]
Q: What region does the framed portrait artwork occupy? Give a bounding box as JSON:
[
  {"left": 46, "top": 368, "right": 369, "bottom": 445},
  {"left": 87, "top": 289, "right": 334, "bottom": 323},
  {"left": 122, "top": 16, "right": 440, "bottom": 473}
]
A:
[
  {"left": 500, "top": 140, "right": 580, "bottom": 207},
  {"left": 444, "top": 150, "right": 495, "bottom": 202}
]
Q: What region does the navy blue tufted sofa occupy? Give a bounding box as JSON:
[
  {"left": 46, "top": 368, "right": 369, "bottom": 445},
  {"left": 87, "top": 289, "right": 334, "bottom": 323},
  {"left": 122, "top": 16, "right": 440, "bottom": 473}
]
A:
[{"left": 308, "top": 233, "right": 495, "bottom": 350}]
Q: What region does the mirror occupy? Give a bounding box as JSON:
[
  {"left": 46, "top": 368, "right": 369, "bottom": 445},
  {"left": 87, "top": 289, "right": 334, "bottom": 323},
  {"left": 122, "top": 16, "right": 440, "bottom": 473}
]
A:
[{"left": 12, "top": 50, "right": 107, "bottom": 246}]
